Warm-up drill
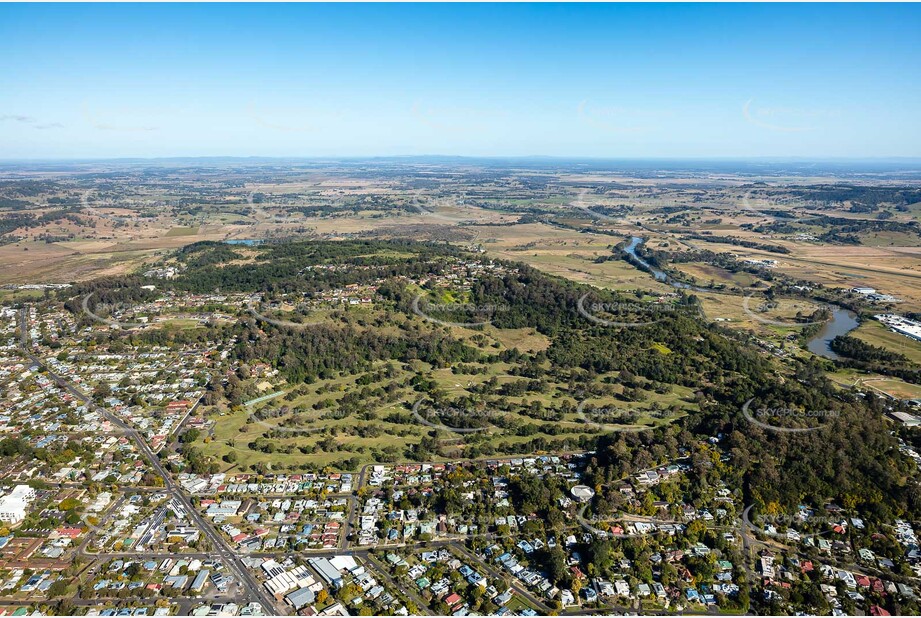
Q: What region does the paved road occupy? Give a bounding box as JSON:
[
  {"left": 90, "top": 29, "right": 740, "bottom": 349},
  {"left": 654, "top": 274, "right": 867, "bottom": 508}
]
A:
[
  {"left": 0, "top": 595, "right": 245, "bottom": 616},
  {"left": 451, "top": 544, "right": 553, "bottom": 614},
  {"left": 741, "top": 504, "right": 917, "bottom": 587},
  {"left": 340, "top": 495, "right": 358, "bottom": 550},
  {"left": 77, "top": 493, "right": 127, "bottom": 556},
  {"left": 19, "top": 307, "right": 283, "bottom": 616},
  {"left": 363, "top": 550, "right": 434, "bottom": 614},
  {"left": 14, "top": 305, "right": 761, "bottom": 616},
  {"left": 561, "top": 604, "right": 718, "bottom": 616}
]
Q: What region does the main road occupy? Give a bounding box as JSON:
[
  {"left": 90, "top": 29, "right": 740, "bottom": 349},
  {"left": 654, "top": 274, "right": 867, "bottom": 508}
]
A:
[{"left": 18, "top": 307, "right": 284, "bottom": 616}]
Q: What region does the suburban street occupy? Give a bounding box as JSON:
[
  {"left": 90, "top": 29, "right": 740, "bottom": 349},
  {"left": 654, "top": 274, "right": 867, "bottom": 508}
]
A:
[
  {"left": 11, "top": 303, "right": 756, "bottom": 616},
  {"left": 18, "top": 307, "right": 284, "bottom": 616}
]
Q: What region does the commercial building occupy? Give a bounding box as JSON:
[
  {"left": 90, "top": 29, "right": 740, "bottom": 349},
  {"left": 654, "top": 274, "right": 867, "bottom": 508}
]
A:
[
  {"left": 876, "top": 314, "right": 921, "bottom": 342},
  {"left": 285, "top": 586, "right": 316, "bottom": 610},
  {"left": 308, "top": 557, "right": 344, "bottom": 589},
  {"left": 190, "top": 569, "right": 210, "bottom": 593},
  {"left": 0, "top": 485, "right": 36, "bottom": 524}
]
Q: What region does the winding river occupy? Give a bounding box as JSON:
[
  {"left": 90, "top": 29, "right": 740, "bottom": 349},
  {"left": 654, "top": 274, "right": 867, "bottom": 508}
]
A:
[
  {"left": 623, "top": 236, "right": 704, "bottom": 291},
  {"left": 806, "top": 306, "right": 860, "bottom": 360},
  {"left": 624, "top": 236, "right": 859, "bottom": 358}
]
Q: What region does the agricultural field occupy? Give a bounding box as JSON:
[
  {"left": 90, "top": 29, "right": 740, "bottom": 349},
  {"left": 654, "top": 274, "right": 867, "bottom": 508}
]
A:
[
  {"left": 851, "top": 319, "right": 921, "bottom": 365},
  {"left": 4, "top": 1, "right": 921, "bottom": 615},
  {"left": 171, "top": 245, "right": 700, "bottom": 472},
  {"left": 3, "top": 159, "right": 921, "bottom": 618}
]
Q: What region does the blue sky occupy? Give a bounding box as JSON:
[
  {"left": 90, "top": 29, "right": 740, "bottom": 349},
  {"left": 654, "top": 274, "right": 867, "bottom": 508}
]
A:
[{"left": 1, "top": 3, "right": 919, "bottom": 159}]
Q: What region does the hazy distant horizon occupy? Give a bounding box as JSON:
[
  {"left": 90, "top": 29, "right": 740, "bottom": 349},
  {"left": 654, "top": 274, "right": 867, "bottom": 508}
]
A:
[
  {"left": 2, "top": 3, "right": 920, "bottom": 160},
  {"left": 4, "top": 155, "right": 921, "bottom": 161},
  {"left": 3, "top": 155, "right": 921, "bottom": 182},
  {"left": 3, "top": 154, "right": 921, "bottom": 164}
]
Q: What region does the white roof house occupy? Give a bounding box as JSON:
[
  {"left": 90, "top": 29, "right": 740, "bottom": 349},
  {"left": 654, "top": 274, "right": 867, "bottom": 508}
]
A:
[{"left": 0, "top": 485, "right": 36, "bottom": 524}]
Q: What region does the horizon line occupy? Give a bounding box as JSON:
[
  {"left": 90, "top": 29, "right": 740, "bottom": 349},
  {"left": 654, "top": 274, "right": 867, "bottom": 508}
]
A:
[{"left": 2, "top": 155, "right": 921, "bottom": 164}]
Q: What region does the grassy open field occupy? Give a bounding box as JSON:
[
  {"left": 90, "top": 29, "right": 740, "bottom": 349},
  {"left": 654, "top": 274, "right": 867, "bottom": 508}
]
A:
[
  {"left": 861, "top": 378, "right": 921, "bottom": 400},
  {"left": 851, "top": 319, "right": 921, "bottom": 364},
  {"left": 827, "top": 369, "right": 921, "bottom": 401},
  {"left": 7, "top": 165, "right": 921, "bottom": 500},
  {"left": 475, "top": 222, "right": 672, "bottom": 292},
  {"left": 679, "top": 237, "right": 921, "bottom": 311},
  {"left": 673, "top": 263, "right": 759, "bottom": 288},
  {"left": 193, "top": 300, "right": 695, "bottom": 471}
]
